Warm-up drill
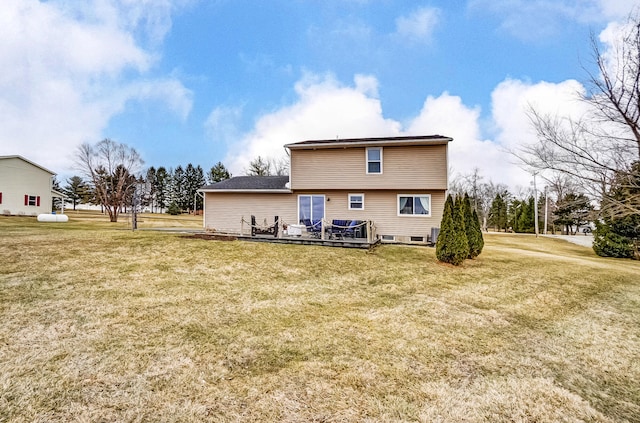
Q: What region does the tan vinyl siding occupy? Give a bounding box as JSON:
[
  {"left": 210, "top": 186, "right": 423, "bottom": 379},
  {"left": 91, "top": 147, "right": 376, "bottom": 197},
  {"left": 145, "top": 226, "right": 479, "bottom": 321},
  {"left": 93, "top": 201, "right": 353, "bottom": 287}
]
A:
[
  {"left": 290, "top": 144, "right": 447, "bottom": 190},
  {"left": 320, "top": 190, "right": 445, "bottom": 242},
  {"left": 204, "top": 192, "right": 296, "bottom": 234},
  {"left": 204, "top": 190, "right": 445, "bottom": 243}
]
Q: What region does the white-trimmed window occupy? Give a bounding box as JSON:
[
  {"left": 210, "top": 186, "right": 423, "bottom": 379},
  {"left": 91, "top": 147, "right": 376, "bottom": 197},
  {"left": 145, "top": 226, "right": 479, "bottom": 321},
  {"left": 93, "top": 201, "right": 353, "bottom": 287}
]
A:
[
  {"left": 298, "top": 194, "right": 325, "bottom": 224},
  {"left": 24, "top": 195, "right": 40, "bottom": 207},
  {"left": 348, "top": 193, "right": 364, "bottom": 210},
  {"left": 366, "top": 147, "right": 382, "bottom": 174},
  {"left": 398, "top": 194, "right": 431, "bottom": 216}
]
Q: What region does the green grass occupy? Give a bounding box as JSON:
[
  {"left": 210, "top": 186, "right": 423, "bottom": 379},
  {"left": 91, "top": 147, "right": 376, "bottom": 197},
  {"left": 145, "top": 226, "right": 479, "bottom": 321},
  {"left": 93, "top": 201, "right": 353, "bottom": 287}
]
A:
[{"left": 1, "top": 216, "right": 639, "bottom": 422}]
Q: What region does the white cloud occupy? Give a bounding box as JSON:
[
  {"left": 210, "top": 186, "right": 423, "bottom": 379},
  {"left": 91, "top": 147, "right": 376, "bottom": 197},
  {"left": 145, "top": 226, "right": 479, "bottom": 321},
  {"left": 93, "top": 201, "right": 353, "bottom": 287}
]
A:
[
  {"left": 0, "top": 0, "right": 191, "bottom": 174},
  {"left": 220, "top": 72, "right": 595, "bottom": 190},
  {"left": 123, "top": 79, "right": 193, "bottom": 121},
  {"left": 490, "top": 78, "right": 586, "bottom": 149},
  {"left": 407, "top": 92, "right": 528, "bottom": 187},
  {"left": 468, "top": 0, "right": 634, "bottom": 40},
  {"left": 205, "top": 105, "right": 244, "bottom": 144},
  {"left": 592, "top": 0, "right": 637, "bottom": 21},
  {"left": 488, "top": 78, "right": 591, "bottom": 187},
  {"left": 222, "top": 73, "right": 401, "bottom": 174},
  {"left": 394, "top": 6, "right": 441, "bottom": 43},
  {"left": 219, "top": 72, "right": 530, "bottom": 187}
]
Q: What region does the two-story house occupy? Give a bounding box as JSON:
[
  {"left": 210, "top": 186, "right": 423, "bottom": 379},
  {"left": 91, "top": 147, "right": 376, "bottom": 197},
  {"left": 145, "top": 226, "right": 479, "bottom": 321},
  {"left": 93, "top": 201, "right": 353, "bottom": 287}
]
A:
[
  {"left": 200, "top": 135, "right": 451, "bottom": 244},
  {"left": 0, "top": 155, "right": 63, "bottom": 216}
]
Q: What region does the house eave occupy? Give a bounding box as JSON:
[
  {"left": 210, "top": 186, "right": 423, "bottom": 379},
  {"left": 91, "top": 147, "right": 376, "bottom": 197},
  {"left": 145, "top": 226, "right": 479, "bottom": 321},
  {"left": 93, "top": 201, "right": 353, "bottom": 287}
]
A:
[
  {"left": 0, "top": 155, "right": 57, "bottom": 175},
  {"left": 285, "top": 135, "right": 452, "bottom": 150},
  {"left": 199, "top": 189, "right": 293, "bottom": 194}
]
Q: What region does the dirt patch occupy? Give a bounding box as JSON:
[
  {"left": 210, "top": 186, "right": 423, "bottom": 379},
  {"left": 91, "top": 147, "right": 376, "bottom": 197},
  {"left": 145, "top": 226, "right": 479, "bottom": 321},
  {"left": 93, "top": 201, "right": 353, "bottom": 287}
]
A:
[{"left": 189, "top": 233, "right": 238, "bottom": 241}]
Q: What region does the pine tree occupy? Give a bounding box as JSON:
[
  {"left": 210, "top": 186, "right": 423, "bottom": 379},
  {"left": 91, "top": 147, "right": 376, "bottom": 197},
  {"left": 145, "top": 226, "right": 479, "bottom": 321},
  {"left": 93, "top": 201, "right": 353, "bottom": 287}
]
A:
[
  {"left": 154, "top": 167, "right": 169, "bottom": 211},
  {"left": 184, "top": 163, "right": 206, "bottom": 212},
  {"left": 145, "top": 167, "right": 157, "bottom": 212},
  {"left": 488, "top": 193, "right": 508, "bottom": 231},
  {"left": 171, "top": 166, "right": 186, "bottom": 211},
  {"left": 246, "top": 156, "right": 271, "bottom": 176},
  {"left": 464, "top": 193, "right": 484, "bottom": 258},
  {"left": 454, "top": 195, "right": 470, "bottom": 259},
  {"left": 436, "top": 194, "right": 467, "bottom": 265},
  {"left": 593, "top": 162, "right": 640, "bottom": 259},
  {"left": 207, "top": 161, "right": 232, "bottom": 183},
  {"left": 63, "top": 176, "right": 90, "bottom": 210},
  {"left": 593, "top": 221, "right": 635, "bottom": 258}
]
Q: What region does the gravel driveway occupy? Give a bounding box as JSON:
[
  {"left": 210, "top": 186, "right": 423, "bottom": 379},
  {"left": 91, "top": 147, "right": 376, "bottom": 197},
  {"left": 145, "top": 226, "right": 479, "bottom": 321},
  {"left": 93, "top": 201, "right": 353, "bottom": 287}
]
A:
[{"left": 542, "top": 234, "right": 594, "bottom": 248}]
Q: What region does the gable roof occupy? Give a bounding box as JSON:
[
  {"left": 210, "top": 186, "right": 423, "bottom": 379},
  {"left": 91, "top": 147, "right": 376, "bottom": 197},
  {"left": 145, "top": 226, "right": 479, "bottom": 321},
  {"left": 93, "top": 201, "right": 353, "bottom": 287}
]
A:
[
  {"left": 0, "top": 155, "right": 56, "bottom": 175},
  {"left": 200, "top": 175, "right": 291, "bottom": 192},
  {"left": 285, "top": 135, "right": 452, "bottom": 150}
]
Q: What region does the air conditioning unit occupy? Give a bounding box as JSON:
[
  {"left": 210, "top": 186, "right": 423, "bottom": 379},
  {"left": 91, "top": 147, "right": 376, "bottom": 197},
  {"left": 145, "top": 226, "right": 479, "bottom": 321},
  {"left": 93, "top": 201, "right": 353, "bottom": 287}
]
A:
[{"left": 430, "top": 227, "right": 440, "bottom": 244}]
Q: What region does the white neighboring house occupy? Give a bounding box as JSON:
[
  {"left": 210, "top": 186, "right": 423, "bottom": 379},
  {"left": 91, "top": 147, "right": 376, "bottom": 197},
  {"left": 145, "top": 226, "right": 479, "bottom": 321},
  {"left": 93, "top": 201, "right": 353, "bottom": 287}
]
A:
[{"left": 0, "top": 156, "right": 64, "bottom": 216}]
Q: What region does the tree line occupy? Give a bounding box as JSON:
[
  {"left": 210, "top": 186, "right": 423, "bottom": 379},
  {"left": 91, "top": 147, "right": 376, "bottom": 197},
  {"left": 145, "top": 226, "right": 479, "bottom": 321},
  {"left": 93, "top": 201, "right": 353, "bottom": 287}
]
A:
[
  {"left": 451, "top": 169, "right": 593, "bottom": 236},
  {"left": 65, "top": 139, "right": 234, "bottom": 221},
  {"left": 514, "top": 11, "right": 640, "bottom": 259},
  {"left": 65, "top": 139, "right": 292, "bottom": 222}
]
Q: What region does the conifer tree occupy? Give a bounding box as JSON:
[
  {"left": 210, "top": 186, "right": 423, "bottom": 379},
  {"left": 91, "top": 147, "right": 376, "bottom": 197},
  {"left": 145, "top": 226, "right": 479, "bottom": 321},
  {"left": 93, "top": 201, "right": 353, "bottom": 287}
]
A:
[
  {"left": 488, "top": 193, "right": 508, "bottom": 231},
  {"left": 436, "top": 194, "right": 467, "bottom": 265},
  {"left": 207, "top": 161, "right": 232, "bottom": 183},
  {"left": 454, "top": 195, "right": 470, "bottom": 260},
  {"left": 464, "top": 193, "right": 484, "bottom": 258}
]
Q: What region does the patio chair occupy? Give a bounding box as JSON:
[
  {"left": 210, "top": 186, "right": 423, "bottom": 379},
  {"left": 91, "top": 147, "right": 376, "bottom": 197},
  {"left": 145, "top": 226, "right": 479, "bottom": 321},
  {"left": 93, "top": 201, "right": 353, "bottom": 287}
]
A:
[
  {"left": 302, "top": 219, "right": 322, "bottom": 238},
  {"left": 343, "top": 220, "right": 360, "bottom": 238}
]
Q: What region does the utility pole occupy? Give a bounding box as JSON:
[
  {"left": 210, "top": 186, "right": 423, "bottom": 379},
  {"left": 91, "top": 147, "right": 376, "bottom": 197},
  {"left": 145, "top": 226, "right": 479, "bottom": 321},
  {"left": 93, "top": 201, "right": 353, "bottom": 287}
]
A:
[
  {"left": 533, "top": 172, "right": 539, "bottom": 238},
  {"left": 544, "top": 186, "right": 548, "bottom": 235}
]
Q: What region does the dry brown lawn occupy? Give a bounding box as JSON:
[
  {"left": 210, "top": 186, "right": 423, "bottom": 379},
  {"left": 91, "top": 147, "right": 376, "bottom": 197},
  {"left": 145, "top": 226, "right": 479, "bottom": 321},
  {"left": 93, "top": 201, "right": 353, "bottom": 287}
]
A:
[{"left": 0, "top": 216, "right": 639, "bottom": 422}]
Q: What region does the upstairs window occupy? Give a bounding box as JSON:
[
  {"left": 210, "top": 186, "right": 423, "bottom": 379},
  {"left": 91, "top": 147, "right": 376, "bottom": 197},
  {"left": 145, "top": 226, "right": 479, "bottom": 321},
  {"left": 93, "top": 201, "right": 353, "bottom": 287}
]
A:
[
  {"left": 366, "top": 147, "right": 382, "bottom": 174},
  {"left": 398, "top": 195, "right": 430, "bottom": 216}
]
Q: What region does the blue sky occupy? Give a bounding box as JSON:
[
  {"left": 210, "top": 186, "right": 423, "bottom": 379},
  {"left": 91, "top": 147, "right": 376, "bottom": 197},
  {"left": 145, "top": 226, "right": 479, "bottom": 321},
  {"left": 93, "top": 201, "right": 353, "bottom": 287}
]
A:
[{"left": 0, "top": 0, "right": 636, "bottom": 188}]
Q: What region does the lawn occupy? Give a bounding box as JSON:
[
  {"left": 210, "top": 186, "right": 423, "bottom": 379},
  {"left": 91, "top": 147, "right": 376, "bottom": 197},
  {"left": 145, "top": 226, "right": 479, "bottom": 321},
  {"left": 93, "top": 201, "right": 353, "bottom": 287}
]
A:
[{"left": 0, "top": 216, "right": 638, "bottom": 422}]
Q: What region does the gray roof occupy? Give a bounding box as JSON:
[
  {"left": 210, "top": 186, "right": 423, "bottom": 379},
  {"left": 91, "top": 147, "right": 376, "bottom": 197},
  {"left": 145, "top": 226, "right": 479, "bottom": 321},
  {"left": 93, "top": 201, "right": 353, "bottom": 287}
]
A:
[
  {"left": 285, "top": 134, "right": 452, "bottom": 150},
  {"left": 200, "top": 175, "right": 290, "bottom": 191}
]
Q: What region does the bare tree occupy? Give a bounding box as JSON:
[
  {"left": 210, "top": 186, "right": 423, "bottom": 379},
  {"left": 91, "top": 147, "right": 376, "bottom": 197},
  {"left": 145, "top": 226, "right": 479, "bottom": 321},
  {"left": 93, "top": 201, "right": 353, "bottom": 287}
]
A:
[
  {"left": 268, "top": 156, "right": 290, "bottom": 176},
  {"left": 75, "top": 139, "right": 143, "bottom": 222},
  {"left": 245, "top": 156, "right": 272, "bottom": 176},
  {"left": 517, "top": 12, "right": 640, "bottom": 219},
  {"left": 449, "top": 168, "right": 509, "bottom": 231},
  {"left": 477, "top": 181, "right": 509, "bottom": 231}
]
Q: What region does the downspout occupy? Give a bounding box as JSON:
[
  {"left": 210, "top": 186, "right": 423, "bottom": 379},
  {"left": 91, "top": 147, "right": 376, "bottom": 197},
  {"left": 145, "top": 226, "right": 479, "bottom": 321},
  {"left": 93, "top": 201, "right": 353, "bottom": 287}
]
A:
[
  {"left": 284, "top": 146, "right": 292, "bottom": 189},
  {"left": 196, "top": 190, "right": 205, "bottom": 229}
]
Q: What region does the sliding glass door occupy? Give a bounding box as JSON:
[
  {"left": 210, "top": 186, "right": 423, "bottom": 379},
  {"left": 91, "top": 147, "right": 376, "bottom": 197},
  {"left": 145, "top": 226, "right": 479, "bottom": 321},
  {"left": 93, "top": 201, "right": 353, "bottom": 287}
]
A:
[{"left": 298, "top": 195, "right": 325, "bottom": 225}]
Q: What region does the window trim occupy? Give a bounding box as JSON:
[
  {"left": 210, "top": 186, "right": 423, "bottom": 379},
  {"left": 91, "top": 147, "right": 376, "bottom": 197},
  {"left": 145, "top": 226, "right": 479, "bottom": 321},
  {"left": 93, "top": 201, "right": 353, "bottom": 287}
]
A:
[
  {"left": 397, "top": 194, "right": 431, "bottom": 217},
  {"left": 348, "top": 193, "right": 365, "bottom": 210},
  {"left": 366, "top": 147, "right": 383, "bottom": 174},
  {"left": 24, "top": 195, "right": 40, "bottom": 207},
  {"left": 297, "top": 194, "right": 325, "bottom": 224}
]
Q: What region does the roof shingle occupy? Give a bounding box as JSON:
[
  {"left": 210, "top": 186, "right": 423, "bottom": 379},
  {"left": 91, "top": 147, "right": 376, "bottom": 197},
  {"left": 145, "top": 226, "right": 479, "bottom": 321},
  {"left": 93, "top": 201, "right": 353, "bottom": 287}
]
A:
[{"left": 200, "top": 175, "right": 290, "bottom": 191}]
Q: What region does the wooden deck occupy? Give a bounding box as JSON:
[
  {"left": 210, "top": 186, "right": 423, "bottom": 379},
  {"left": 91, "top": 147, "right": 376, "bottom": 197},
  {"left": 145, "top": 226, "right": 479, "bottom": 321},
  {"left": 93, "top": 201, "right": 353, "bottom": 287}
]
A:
[
  {"left": 239, "top": 234, "right": 380, "bottom": 250},
  {"left": 192, "top": 232, "right": 380, "bottom": 250}
]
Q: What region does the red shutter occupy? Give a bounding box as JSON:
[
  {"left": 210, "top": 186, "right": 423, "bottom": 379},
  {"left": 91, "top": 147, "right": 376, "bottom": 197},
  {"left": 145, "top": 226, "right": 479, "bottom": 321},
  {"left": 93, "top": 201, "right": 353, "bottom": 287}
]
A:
[
  {"left": 0, "top": 192, "right": 2, "bottom": 204},
  {"left": 36, "top": 196, "right": 40, "bottom": 207},
  {"left": 24, "top": 195, "right": 28, "bottom": 205}
]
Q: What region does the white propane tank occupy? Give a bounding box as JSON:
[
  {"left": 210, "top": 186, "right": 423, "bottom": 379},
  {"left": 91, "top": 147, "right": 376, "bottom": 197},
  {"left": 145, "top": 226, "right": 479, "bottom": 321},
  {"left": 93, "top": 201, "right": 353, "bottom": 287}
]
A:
[{"left": 37, "top": 214, "right": 69, "bottom": 222}]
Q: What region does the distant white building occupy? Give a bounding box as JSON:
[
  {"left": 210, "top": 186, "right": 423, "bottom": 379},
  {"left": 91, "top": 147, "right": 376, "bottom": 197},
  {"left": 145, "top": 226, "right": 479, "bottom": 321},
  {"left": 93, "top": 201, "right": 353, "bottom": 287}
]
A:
[{"left": 0, "top": 156, "right": 64, "bottom": 216}]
